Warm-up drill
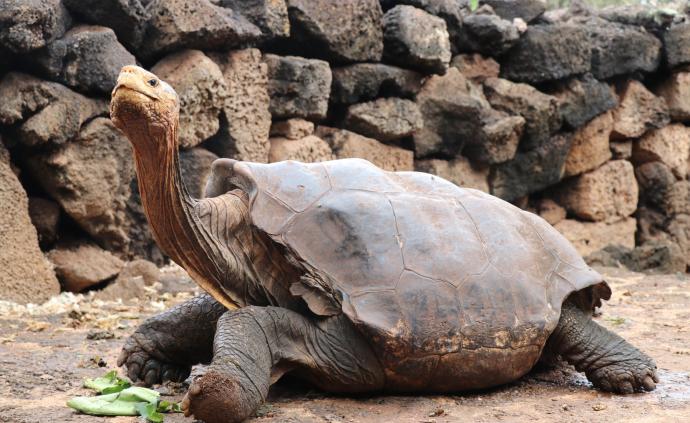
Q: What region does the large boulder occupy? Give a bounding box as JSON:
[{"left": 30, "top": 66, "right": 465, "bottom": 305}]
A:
[
  {"left": 0, "top": 141, "right": 60, "bottom": 304},
  {"left": 478, "top": 0, "right": 545, "bottom": 23},
  {"left": 152, "top": 50, "right": 227, "bottom": 149},
  {"left": 490, "top": 133, "right": 572, "bottom": 202},
  {"left": 549, "top": 73, "right": 617, "bottom": 129},
  {"left": 286, "top": 0, "right": 383, "bottom": 63},
  {"left": 0, "top": 0, "right": 71, "bottom": 53},
  {"left": 207, "top": 49, "right": 271, "bottom": 162},
  {"left": 554, "top": 217, "right": 637, "bottom": 257},
  {"left": 382, "top": 5, "right": 451, "bottom": 74},
  {"left": 611, "top": 80, "right": 670, "bottom": 140},
  {"left": 31, "top": 25, "right": 136, "bottom": 94},
  {"left": 632, "top": 124, "right": 690, "bottom": 180},
  {"left": 48, "top": 242, "right": 124, "bottom": 293},
  {"left": 586, "top": 18, "right": 661, "bottom": 80},
  {"left": 415, "top": 156, "right": 490, "bottom": 193},
  {"left": 483, "top": 77, "right": 560, "bottom": 150},
  {"left": 316, "top": 126, "right": 413, "bottom": 171},
  {"left": 662, "top": 23, "right": 690, "bottom": 68},
  {"left": 220, "top": 0, "right": 289, "bottom": 39},
  {"left": 655, "top": 72, "right": 690, "bottom": 122},
  {"left": 500, "top": 24, "right": 591, "bottom": 84},
  {"left": 142, "top": 0, "right": 262, "bottom": 60},
  {"left": 180, "top": 148, "right": 219, "bottom": 199},
  {"left": 330, "top": 63, "right": 422, "bottom": 105},
  {"left": 344, "top": 98, "right": 423, "bottom": 142},
  {"left": 264, "top": 54, "right": 332, "bottom": 120},
  {"left": 62, "top": 0, "right": 150, "bottom": 50},
  {"left": 558, "top": 160, "right": 638, "bottom": 223},
  {"left": 269, "top": 135, "right": 334, "bottom": 163},
  {"left": 564, "top": 111, "right": 613, "bottom": 177},
  {"left": 0, "top": 72, "right": 107, "bottom": 146},
  {"left": 456, "top": 10, "right": 520, "bottom": 57}
]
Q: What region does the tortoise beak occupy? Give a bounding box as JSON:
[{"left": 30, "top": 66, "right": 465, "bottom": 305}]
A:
[{"left": 111, "top": 66, "right": 161, "bottom": 101}]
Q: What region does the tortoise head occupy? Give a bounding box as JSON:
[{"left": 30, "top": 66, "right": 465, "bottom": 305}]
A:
[{"left": 110, "top": 65, "right": 180, "bottom": 153}]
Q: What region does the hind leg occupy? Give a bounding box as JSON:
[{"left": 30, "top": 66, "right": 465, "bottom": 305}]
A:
[
  {"left": 180, "top": 306, "right": 384, "bottom": 423},
  {"left": 118, "top": 294, "right": 227, "bottom": 385},
  {"left": 547, "top": 300, "right": 658, "bottom": 393}
]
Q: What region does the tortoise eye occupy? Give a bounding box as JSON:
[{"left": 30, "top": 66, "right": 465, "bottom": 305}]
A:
[{"left": 147, "top": 78, "right": 158, "bottom": 87}]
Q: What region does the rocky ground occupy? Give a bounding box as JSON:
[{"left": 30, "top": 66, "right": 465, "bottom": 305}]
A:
[{"left": 0, "top": 266, "right": 688, "bottom": 423}]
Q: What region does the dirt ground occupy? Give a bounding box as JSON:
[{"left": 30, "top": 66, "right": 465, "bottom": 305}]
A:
[{"left": 0, "top": 266, "right": 688, "bottom": 423}]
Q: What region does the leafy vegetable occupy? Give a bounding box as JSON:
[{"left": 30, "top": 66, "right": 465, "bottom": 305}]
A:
[
  {"left": 470, "top": 0, "right": 479, "bottom": 11},
  {"left": 83, "top": 370, "right": 131, "bottom": 394},
  {"left": 136, "top": 403, "right": 166, "bottom": 423}
]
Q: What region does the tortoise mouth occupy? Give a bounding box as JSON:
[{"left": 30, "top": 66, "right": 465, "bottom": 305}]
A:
[{"left": 111, "top": 85, "right": 158, "bottom": 104}]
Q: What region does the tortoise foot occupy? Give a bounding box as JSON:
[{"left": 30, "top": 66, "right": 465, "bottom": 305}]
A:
[
  {"left": 181, "top": 369, "right": 252, "bottom": 423},
  {"left": 117, "top": 334, "right": 191, "bottom": 386},
  {"left": 586, "top": 357, "right": 658, "bottom": 394}
]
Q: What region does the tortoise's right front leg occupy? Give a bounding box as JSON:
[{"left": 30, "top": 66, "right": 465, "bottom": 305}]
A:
[{"left": 117, "top": 294, "right": 227, "bottom": 385}]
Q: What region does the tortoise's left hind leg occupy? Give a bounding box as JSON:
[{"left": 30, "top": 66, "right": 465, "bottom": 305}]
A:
[{"left": 546, "top": 300, "right": 658, "bottom": 393}]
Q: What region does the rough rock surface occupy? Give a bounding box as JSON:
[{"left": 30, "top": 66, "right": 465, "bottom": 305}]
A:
[
  {"left": 483, "top": 77, "right": 560, "bottom": 150},
  {"left": 415, "top": 157, "right": 490, "bottom": 192},
  {"left": 635, "top": 161, "right": 676, "bottom": 210},
  {"left": 207, "top": 49, "right": 271, "bottom": 162},
  {"left": 330, "top": 63, "right": 422, "bottom": 105},
  {"left": 633, "top": 124, "right": 690, "bottom": 180},
  {"left": 500, "top": 24, "right": 591, "bottom": 84},
  {"left": 28, "top": 197, "right": 60, "bottom": 249},
  {"left": 0, "top": 141, "right": 60, "bottom": 304},
  {"left": 559, "top": 160, "right": 638, "bottom": 223},
  {"left": 0, "top": 0, "right": 71, "bottom": 53},
  {"left": 0, "top": 72, "right": 107, "bottom": 146},
  {"left": 549, "top": 73, "right": 618, "bottom": 129},
  {"left": 179, "top": 148, "right": 219, "bottom": 199},
  {"left": 611, "top": 80, "right": 670, "bottom": 140},
  {"left": 31, "top": 25, "right": 135, "bottom": 94},
  {"left": 564, "top": 111, "right": 613, "bottom": 177},
  {"left": 48, "top": 242, "right": 124, "bottom": 292},
  {"left": 269, "top": 135, "right": 334, "bottom": 163},
  {"left": 450, "top": 54, "right": 500, "bottom": 82},
  {"left": 479, "top": 0, "right": 545, "bottom": 23},
  {"left": 535, "top": 198, "right": 566, "bottom": 226},
  {"left": 610, "top": 140, "right": 632, "bottom": 160},
  {"left": 221, "top": 0, "right": 290, "bottom": 39},
  {"left": 316, "top": 127, "right": 413, "bottom": 171},
  {"left": 463, "top": 109, "right": 524, "bottom": 164},
  {"left": 344, "top": 98, "right": 423, "bottom": 142},
  {"left": 655, "top": 72, "right": 690, "bottom": 122},
  {"left": 554, "top": 217, "right": 637, "bottom": 257},
  {"left": 152, "top": 50, "right": 227, "bottom": 149},
  {"left": 264, "top": 54, "right": 332, "bottom": 120},
  {"left": 270, "top": 119, "right": 314, "bottom": 140},
  {"left": 587, "top": 18, "right": 661, "bottom": 80},
  {"left": 142, "top": 0, "right": 262, "bottom": 59},
  {"left": 286, "top": 0, "right": 383, "bottom": 63},
  {"left": 490, "top": 133, "right": 572, "bottom": 202},
  {"left": 663, "top": 23, "right": 690, "bottom": 68},
  {"left": 457, "top": 11, "right": 520, "bottom": 57},
  {"left": 25, "top": 118, "right": 136, "bottom": 254},
  {"left": 382, "top": 5, "right": 451, "bottom": 74}
]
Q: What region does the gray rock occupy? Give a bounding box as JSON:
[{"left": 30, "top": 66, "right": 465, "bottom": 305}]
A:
[
  {"left": 31, "top": 25, "right": 136, "bottom": 94},
  {"left": 490, "top": 133, "right": 572, "bottom": 202},
  {"left": 286, "top": 0, "right": 383, "bottom": 63},
  {"left": 330, "top": 63, "right": 422, "bottom": 105},
  {"left": 478, "top": 0, "right": 545, "bottom": 23},
  {"left": 463, "top": 109, "right": 524, "bottom": 164},
  {"left": 598, "top": 5, "right": 684, "bottom": 34},
  {"left": 28, "top": 197, "right": 61, "bottom": 249},
  {"left": 180, "top": 148, "right": 219, "bottom": 199},
  {"left": 500, "top": 24, "right": 591, "bottom": 84},
  {"left": 220, "top": 0, "right": 289, "bottom": 39},
  {"left": 0, "top": 0, "right": 71, "bottom": 53},
  {"left": 451, "top": 53, "right": 500, "bottom": 82},
  {"left": 62, "top": 0, "right": 150, "bottom": 50},
  {"left": 270, "top": 118, "right": 314, "bottom": 140},
  {"left": 415, "top": 156, "right": 490, "bottom": 192},
  {"left": 383, "top": 5, "right": 451, "bottom": 74},
  {"left": 457, "top": 12, "right": 520, "bottom": 57},
  {"left": 344, "top": 98, "right": 423, "bottom": 142},
  {"left": 264, "top": 54, "right": 332, "bottom": 120},
  {"left": 635, "top": 161, "right": 676, "bottom": 210},
  {"left": 611, "top": 80, "right": 669, "bottom": 140},
  {"left": 663, "top": 23, "right": 690, "bottom": 68},
  {"left": 548, "top": 73, "right": 617, "bottom": 129}
]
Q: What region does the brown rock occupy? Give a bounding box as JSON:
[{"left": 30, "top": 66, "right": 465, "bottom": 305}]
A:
[
  {"left": 28, "top": 197, "right": 60, "bottom": 248},
  {"left": 95, "top": 258, "right": 160, "bottom": 301},
  {"left": 610, "top": 140, "right": 632, "bottom": 160},
  {"left": 632, "top": 124, "right": 690, "bottom": 180},
  {"left": 450, "top": 54, "right": 500, "bottom": 82},
  {"left": 207, "top": 49, "right": 271, "bottom": 162},
  {"left": 549, "top": 73, "right": 618, "bottom": 130},
  {"left": 344, "top": 98, "right": 423, "bottom": 142},
  {"left": 554, "top": 217, "right": 637, "bottom": 257},
  {"left": 535, "top": 198, "right": 566, "bottom": 226},
  {"left": 269, "top": 135, "right": 334, "bottom": 163},
  {"left": 665, "top": 181, "right": 690, "bottom": 216},
  {"left": 0, "top": 141, "right": 60, "bottom": 304},
  {"left": 611, "top": 80, "right": 669, "bottom": 140},
  {"left": 635, "top": 161, "right": 675, "bottom": 209},
  {"left": 564, "top": 111, "right": 613, "bottom": 177},
  {"left": 116, "top": 259, "right": 160, "bottom": 286},
  {"left": 655, "top": 72, "right": 690, "bottom": 122},
  {"left": 559, "top": 160, "right": 638, "bottom": 223},
  {"left": 666, "top": 214, "right": 690, "bottom": 269},
  {"left": 464, "top": 110, "right": 524, "bottom": 164},
  {"left": 48, "top": 242, "right": 124, "bottom": 292},
  {"left": 415, "top": 157, "right": 490, "bottom": 193},
  {"left": 0, "top": 0, "right": 72, "bottom": 53},
  {"left": 152, "top": 50, "right": 227, "bottom": 149},
  {"left": 180, "top": 148, "right": 219, "bottom": 199},
  {"left": 270, "top": 119, "right": 314, "bottom": 140},
  {"left": 316, "top": 127, "right": 413, "bottom": 171}
]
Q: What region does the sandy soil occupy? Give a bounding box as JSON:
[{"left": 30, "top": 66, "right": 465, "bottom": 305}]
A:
[{"left": 0, "top": 266, "right": 688, "bottom": 423}]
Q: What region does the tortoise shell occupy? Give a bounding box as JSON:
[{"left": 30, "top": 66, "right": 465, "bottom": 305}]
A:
[{"left": 217, "top": 158, "right": 608, "bottom": 391}]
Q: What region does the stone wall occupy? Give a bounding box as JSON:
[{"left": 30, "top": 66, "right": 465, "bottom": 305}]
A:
[{"left": 1, "top": 0, "right": 689, "bottom": 301}]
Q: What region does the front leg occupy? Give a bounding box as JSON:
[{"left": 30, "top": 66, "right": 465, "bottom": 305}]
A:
[{"left": 118, "top": 294, "right": 227, "bottom": 385}]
